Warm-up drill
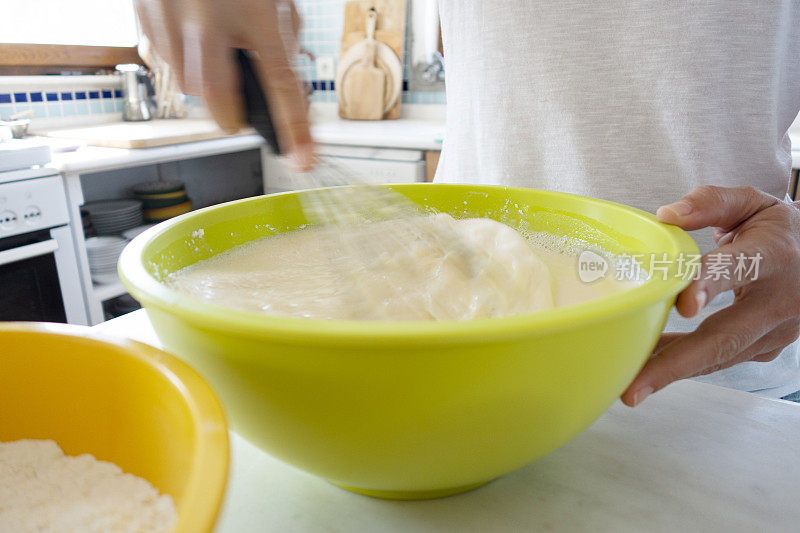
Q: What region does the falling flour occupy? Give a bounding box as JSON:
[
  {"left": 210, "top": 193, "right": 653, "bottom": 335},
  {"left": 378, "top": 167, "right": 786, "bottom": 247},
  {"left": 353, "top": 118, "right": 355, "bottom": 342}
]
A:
[{"left": 0, "top": 439, "right": 177, "bottom": 533}]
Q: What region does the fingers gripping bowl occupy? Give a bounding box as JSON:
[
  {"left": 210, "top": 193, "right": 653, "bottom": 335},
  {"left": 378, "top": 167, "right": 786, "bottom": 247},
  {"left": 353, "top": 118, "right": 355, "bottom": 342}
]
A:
[{"left": 118, "top": 184, "right": 698, "bottom": 499}]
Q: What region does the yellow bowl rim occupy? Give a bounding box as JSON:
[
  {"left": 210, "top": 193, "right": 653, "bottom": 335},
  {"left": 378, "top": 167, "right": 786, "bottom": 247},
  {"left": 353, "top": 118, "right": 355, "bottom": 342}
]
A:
[
  {"left": 118, "top": 185, "right": 700, "bottom": 345},
  {"left": 0, "top": 322, "right": 230, "bottom": 533}
]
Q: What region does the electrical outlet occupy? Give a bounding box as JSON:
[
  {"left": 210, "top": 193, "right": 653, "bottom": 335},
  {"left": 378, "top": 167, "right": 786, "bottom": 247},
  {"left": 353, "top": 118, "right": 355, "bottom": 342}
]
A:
[{"left": 316, "top": 56, "right": 335, "bottom": 80}]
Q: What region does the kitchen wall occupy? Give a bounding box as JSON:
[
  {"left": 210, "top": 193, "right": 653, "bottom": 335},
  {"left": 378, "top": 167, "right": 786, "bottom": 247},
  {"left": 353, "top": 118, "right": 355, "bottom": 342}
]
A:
[
  {"left": 0, "top": 0, "right": 444, "bottom": 123},
  {"left": 0, "top": 76, "right": 124, "bottom": 123},
  {"left": 295, "top": 0, "right": 446, "bottom": 105}
]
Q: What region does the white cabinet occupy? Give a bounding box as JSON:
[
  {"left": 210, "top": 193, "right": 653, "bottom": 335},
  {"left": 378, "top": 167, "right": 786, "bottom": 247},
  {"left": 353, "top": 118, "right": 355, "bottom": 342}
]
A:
[
  {"left": 54, "top": 135, "right": 267, "bottom": 325},
  {"left": 263, "top": 145, "right": 426, "bottom": 194}
]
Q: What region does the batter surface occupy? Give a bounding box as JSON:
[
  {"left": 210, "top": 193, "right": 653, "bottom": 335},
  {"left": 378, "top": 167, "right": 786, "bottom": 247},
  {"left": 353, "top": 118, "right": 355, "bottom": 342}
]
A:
[{"left": 166, "top": 215, "right": 639, "bottom": 321}]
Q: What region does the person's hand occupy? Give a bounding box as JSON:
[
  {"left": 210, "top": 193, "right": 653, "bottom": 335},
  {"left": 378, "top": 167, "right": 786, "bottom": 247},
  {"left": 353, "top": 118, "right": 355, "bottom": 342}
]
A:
[
  {"left": 134, "top": 0, "right": 314, "bottom": 169},
  {"left": 621, "top": 185, "right": 800, "bottom": 406}
]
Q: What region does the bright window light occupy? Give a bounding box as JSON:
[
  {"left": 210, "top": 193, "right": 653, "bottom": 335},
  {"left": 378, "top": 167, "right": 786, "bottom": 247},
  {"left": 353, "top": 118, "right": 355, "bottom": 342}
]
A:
[{"left": 0, "top": 0, "right": 138, "bottom": 47}]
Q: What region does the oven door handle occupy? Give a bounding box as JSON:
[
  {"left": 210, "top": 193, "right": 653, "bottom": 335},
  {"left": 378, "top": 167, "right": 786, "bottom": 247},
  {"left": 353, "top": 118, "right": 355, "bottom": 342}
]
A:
[{"left": 0, "top": 238, "right": 59, "bottom": 266}]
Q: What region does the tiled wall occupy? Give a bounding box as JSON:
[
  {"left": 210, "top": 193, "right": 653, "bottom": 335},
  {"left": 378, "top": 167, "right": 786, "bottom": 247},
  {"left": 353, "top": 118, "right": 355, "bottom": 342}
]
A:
[
  {"left": 0, "top": 0, "right": 444, "bottom": 122},
  {"left": 295, "top": 0, "right": 445, "bottom": 105},
  {"left": 0, "top": 87, "right": 124, "bottom": 120}
]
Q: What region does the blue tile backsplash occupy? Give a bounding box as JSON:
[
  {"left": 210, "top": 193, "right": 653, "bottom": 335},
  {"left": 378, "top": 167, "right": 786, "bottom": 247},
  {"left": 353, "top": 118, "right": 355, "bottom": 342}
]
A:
[
  {"left": 0, "top": 87, "right": 123, "bottom": 120},
  {"left": 294, "top": 0, "right": 445, "bottom": 105}
]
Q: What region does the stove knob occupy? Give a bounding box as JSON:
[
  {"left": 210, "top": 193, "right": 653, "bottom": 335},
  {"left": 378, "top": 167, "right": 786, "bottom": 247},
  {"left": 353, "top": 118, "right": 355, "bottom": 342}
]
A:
[
  {"left": 23, "top": 205, "right": 42, "bottom": 226},
  {"left": 0, "top": 210, "right": 17, "bottom": 231}
]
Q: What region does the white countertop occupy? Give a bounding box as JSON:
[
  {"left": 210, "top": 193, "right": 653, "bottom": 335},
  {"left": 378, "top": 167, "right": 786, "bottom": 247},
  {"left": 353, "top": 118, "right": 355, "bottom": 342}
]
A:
[
  {"left": 29, "top": 111, "right": 800, "bottom": 175},
  {"left": 33, "top": 106, "right": 444, "bottom": 175},
  {"left": 42, "top": 119, "right": 441, "bottom": 175},
  {"left": 45, "top": 133, "right": 267, "bottom": 174},
  {"left": 94, "top": 309, "right": 800, "bottom": 533},
  {"left": 309, "top": 102, "right": 444, "bottom": 151},
  {"left": 311, "top": 118, "right": 443, "bottom": 151}
]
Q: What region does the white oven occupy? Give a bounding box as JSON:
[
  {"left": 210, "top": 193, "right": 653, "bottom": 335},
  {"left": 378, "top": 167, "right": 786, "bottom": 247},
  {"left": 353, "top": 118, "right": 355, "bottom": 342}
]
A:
[{"left": 0, "top": 167, "right": 87, "bottom": 324}]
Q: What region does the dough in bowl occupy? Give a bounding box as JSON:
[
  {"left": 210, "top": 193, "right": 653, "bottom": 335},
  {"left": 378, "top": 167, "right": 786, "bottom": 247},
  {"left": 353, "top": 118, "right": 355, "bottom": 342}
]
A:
[{"left": 167, "top": 214, "right": 556, "bottom": 321}]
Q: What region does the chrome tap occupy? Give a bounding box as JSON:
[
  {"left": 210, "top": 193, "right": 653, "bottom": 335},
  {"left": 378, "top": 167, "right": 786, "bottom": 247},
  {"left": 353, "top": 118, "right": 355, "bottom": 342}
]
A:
[{"left": 116, "top": 64, "right": 156, "bottom": 121}]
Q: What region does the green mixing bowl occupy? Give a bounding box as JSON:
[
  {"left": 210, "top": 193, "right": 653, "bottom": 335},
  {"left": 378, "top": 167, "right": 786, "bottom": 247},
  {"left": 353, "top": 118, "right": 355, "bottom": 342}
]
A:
[{"left": 119, "top": 184, "right": 697, "bottom": 500}]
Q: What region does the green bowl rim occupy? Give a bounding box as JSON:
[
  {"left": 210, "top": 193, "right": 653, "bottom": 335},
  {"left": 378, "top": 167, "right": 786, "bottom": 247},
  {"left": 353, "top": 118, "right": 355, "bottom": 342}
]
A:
[{"left": 118, "top": 184, "right": 699, "bottom": 345}]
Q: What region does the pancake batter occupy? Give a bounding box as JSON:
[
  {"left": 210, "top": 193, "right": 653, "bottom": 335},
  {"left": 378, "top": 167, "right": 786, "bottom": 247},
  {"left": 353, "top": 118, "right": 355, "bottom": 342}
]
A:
[{"left": 166, "top": 215, "right": 639, "bottom": 321}]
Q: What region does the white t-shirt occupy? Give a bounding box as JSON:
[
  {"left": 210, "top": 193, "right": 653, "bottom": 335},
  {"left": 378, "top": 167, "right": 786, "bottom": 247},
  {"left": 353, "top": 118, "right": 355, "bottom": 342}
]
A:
[{"left": 435, "top": 1, "right": 800, "bottom": 397}]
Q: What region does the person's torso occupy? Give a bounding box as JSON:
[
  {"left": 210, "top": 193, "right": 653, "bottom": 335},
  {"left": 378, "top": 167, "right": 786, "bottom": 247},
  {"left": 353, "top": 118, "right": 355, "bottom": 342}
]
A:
[
  {"left": 436, "top": 0, "right": 800, "bottom": 253},
  {"left": 435, "top": 0, "right": 800, "bottom": 397}
]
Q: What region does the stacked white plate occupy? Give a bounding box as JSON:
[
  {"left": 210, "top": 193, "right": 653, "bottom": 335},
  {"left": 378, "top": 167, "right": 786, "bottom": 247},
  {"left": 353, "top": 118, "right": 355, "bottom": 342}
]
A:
[
  {"left": 121, "top": 223, "right": 156, "bottom": 240},
  {"left": 86, "top": 236, "right": 127, "bottom": 285},
  {"left": 83, "top": 200, "right": 143, "bottom": 235}
]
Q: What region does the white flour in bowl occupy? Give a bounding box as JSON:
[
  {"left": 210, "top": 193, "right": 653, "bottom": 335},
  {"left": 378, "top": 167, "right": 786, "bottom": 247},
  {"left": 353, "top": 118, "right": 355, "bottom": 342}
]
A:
[{"left": 0, "top": 439, "right": 177, "bottom": 533}]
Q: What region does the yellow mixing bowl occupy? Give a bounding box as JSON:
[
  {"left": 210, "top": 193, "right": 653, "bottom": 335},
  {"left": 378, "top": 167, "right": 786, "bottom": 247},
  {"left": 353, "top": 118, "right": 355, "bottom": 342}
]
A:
[
  {"left": 0, "top": 323, "right": 229, "bottom": 531},
  {"left": 119, "top": 184, "right": 698, "bottom": 500}
]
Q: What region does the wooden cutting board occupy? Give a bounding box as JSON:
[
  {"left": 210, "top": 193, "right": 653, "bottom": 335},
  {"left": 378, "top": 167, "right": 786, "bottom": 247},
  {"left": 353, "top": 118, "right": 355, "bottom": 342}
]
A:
[
  {"left": 340, "top": 0, "right": 405, "bottom": 120},
  {"left": 340, "top": 41, "right": 386, "bottom": 119},
  {"left": 36, "top": 119, "right": 255, "bottom": 149},
  {"left": 339, "top": 8, "right": 386, "bottom": 120}
]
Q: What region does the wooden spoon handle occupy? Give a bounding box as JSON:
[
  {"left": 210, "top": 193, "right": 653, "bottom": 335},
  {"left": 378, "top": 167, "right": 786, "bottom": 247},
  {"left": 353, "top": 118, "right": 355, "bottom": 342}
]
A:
[{"left": 366, "top": 7, "right": 377, "bottom": 41}]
